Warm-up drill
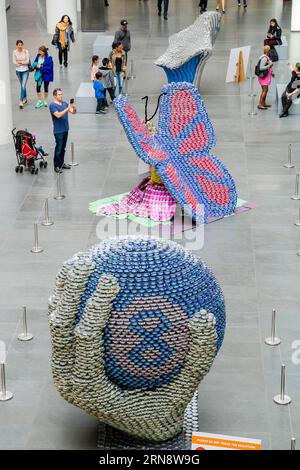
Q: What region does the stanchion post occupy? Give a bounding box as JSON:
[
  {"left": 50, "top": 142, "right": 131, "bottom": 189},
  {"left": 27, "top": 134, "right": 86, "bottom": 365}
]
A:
[
  {"left": 265, "top": 309, "right": 281, "bottom": 346},
  {"left": 248, "top": 60, "right": 256, "bottom": 97},
  {"left": 0, "top": 363, "right": 13, "bottom": 401},
  {"left": 41, "top": 198, "right": 54, "bottom": 226},
  {"left": 291, "top": 438, "right": 296, "bottom": 450},
  {"left": 274, "top": 364, "right": 291, "bottom": 405},
  {"left": 54, "top": 173, "right": 66, "bottom": 200},
  {"left": 294, "top": 205, "right": 300, "bottom": 227},
  {"left": 284, "top": 144, "right": 295, "bottom": 169},
  {"left": 291, "top": 173, "right": 300, "bottom": 200},
  {"left": 68, "top": 141, "right": 79, "bottom": 167},
  {"left": 18, "top": 306, "right": 34, "bottom": 342},
  {"left": 129, "top": 59, "right": 136, "bottom": 80},
  {"left": 123, "top": 74, "right": 129, "bottom": 96},
  {"left": 248, "top": 94, "right": 257, "bottom": 116},
  {"left": 30, "top": 223, "right": 43, "bottom": 253}
]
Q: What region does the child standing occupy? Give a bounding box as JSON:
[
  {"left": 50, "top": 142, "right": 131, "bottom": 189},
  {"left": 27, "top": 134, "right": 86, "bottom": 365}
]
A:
[
  {"left": 93, "top": 72, "right": 107, "bottom": 114},
  {"left": 91, "top": 55, "right": 100, "bottom": 81},
  {"left": 99, "top": 58, "right": 115, "bottom": 105}
]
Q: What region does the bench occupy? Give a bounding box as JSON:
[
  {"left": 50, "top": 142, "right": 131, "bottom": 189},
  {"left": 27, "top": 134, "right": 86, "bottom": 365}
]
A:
[
  {"left": 93, "top": 34, "right": 114, "bottom": 60},
  {"left": 155, "top": 12, "right": 221, "bottom": 89},
  {"left": 75, "top": 82, "right": 96, "bottom": 114},
  {"left": 276, "top": 84, "right": 300, "bottom": 115},
  {"left": 274, "top": 35, "right": 288, "bottom": 60}
]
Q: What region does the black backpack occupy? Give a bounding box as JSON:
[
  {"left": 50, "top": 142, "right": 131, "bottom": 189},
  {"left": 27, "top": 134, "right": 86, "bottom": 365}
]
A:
[{"left": 254, "top": 57, "right": 269, "bottom": 78}]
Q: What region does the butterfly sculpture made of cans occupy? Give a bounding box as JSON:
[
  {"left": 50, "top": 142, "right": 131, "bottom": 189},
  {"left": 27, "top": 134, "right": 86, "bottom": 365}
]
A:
[{"left": 114, "top": 82, "right": 237, "bottom": 223}]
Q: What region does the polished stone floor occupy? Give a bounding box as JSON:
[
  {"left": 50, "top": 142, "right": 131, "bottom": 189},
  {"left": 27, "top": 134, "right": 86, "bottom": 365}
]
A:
[{"left": 0, "top": 0, "right": 299, "bottom": 450}]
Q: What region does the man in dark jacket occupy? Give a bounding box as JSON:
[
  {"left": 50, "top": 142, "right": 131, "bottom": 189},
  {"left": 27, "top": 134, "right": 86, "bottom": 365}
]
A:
[{"left": 114, "top": 20, "right": 131, "bottom": 58}]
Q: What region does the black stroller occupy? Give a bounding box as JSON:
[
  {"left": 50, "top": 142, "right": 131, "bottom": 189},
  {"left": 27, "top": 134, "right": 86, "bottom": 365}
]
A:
[{"left": 12, "top": 128, "right": 48, "bottom": 175}]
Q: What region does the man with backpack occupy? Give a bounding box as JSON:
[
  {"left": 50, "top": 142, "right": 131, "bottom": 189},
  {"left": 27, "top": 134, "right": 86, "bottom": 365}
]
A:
[{"left": 113, "top": 20, "right": 131, "bottom": 63}]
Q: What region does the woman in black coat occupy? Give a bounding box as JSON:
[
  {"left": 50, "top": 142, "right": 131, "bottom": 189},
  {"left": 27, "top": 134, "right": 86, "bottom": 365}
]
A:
[
  {"left": 264, "top": 19, "right": 282, "bottom": 46},
  {"left": 52, "top": 15, "right": 75, "bottom": 68}
]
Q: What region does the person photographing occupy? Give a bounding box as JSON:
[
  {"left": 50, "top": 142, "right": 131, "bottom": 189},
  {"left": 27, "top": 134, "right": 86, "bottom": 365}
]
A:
[{"left": 49, "top": 88, "right": 76, "bottom": 173}]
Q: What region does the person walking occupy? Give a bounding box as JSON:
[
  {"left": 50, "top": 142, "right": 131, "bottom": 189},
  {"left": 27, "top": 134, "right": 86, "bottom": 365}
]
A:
[
  {"left": 32, "top": 46, "right": 54, "bottom": 109},
  {"left": 158, "top": 0, "right": 169, "bottom": 19},
  {"left": 13, "top": 40, "right": 30, "bottom": 109},
  {"left": 199, "top": 0, "right": 208, "bottom": 14},
  {"left": 110, "top": 42, "right": 126, "bottom": 95},
  {"left": 257, "top": 46, "right": 274, "bottom": 110},
  {"left": 49, "top": 88, "right": 76, "bottom": 173},
  {"left": 113, "top": 20, "right": 131, "bottom": 62},
  {"left": 216, "top": 0, "right": 226, "bottom": 13},
  {"left": 280, "top": 62, "right": 300, "bottom": 118},
  {"left": 237, "top": 0, "right": 247, "bottom": 8},
  {"left": 52, "top": 15, "right": 75, "bottom": 68}
]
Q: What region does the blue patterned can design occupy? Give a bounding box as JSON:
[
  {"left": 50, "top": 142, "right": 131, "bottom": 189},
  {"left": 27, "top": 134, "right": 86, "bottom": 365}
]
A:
[{"left": 75, "top": 237, "right": 226, "bottom": 390}]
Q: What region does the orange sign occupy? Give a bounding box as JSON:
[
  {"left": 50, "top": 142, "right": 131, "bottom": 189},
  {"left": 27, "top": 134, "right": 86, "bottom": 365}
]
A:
[{"left": 192, "top": 433, "right": 262, "bottom": 451}]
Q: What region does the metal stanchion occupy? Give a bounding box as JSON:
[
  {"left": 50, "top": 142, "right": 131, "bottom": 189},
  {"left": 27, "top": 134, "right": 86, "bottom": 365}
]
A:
[
  {"left": 128, "top": 59, "right": 136, "bottom": 80},
  {"left": 68, "top": 142, "right": 79, "bottom": 167},
  {"left": 30, "top": 223, "right": 43, "bottom": 253},
  {"left": 41, "top": 198, "right": 54, "bottom": 226},
  {"left": 0, "top": 363, "right": 13, "bottom": 401},
  {"left": 294, "top": 205, "right": 300, "bottom": 227},
  {"left": 284, "top": 144, "right": 295, "bottom": 169},
  {"left": 248, "top": 60, "right": 256, "bottom": 97},
  {"left": 18, "top": 306, "right": 34, "bottom": 342},
  {"left": 248, "top": 94, "right": 257, "bottom": 116},
  {"left": 123, "top": 74, "right": 129, "bottom": 96},
  {"left": 291, "top": 173, "right": 300, "bottom": 200},
  {"left": 291, "top": 438, "right": 296, "bottom": 450},
  {"left": 265, "top": 309, "right": 281, "bottom": 346},
  {"left": 274, "top": 364, "right": 291, "bottom": 405},
  {"left": 54, "top": 172, "right": 65, "bottom": 200}
]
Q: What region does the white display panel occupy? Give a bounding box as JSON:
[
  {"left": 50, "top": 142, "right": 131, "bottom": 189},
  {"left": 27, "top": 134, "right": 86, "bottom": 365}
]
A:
[{"left": 291, "top": 0, "right": 300, "bottom": 31}]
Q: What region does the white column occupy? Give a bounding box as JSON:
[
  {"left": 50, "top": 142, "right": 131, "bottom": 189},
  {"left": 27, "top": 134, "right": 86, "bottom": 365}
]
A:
[
  {"left": 46, "top": 0, "right": 78, "bottom": 34},
  {"left": 77, "top": 0, "right": 81, "bottom": 12},
  {"left": 0, "top": 0, "right": 13, "bottom": 145},
  {"left": 291, "top": 0, "right": 300, "bottom": 31}
]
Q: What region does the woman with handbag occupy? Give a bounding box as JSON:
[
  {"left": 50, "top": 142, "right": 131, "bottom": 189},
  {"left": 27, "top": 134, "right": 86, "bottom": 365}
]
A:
[
  {"left": 52, "top": 15, "right": 75, "bottom": 68},
  {"left": 257, "top": 46, "right": 274, "bottom": 110},
  {"left": 32, "top": 46, "right": 54, "bottom": 109},
  {"left": 13, "top": 40, "right": 30, "bottom": 109},
  {"left": 264, "top": 19, "right": 282, "bottom": 47}
]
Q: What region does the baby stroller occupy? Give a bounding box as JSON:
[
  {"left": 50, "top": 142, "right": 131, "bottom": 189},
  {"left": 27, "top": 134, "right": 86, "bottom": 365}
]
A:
[{"left": 12, "top": 128, "right": 48, "bottom": 175}]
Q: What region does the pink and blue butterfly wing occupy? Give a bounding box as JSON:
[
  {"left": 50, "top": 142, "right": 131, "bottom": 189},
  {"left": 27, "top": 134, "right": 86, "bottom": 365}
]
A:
[
  {"left": 153, "top": 83, "right": 237, "bottom": 222},
  {"left": 114, "top": 94, "right": 169, "bottom": 166}
]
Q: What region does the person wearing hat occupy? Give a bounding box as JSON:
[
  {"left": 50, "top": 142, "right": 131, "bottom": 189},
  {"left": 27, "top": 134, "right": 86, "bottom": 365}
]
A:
[{"left": 113, "top": 20, "right": 131, "bottom": 63}]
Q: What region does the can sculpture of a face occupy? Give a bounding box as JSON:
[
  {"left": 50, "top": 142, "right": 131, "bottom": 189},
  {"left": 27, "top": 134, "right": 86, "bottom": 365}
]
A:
[{"left": 48, "top": 236, "right": 226, "bottom": 442}]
